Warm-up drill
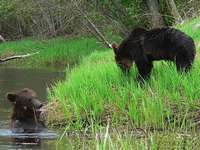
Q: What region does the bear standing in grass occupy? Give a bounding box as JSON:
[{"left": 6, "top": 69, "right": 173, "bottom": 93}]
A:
[
  {"left": 112, "top": 27, "right": 196, "bottom": 81},
  {"left": 6, "top": 88, "right": 46, "bottom": 133}
]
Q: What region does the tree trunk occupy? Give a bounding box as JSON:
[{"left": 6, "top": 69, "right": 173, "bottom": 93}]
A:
[
  {"left": 146, "top": 0, "right": 165, "bottom": 28},
  {"left": 167, "top": 0, "right": 182, "bottom": 23},
  {"left": 0, "top": 35, "right": 5, "bottom": 42}
]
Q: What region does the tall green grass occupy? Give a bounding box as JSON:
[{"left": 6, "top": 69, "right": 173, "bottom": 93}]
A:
[
  {"left": 49, "top": 49, "right": 200, "bottom": 130},
  {"left": 49, "top": 17, "right": 200, "bottom": 131},
  {"left": 0, "top": 37, "right": 104, "bottom": 68}
]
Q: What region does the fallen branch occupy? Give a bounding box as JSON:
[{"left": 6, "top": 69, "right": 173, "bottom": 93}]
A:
[
  {"left": 73, "top": 1, "right": 112, "bottom": 49},
  {"left": 0, "top": 52, "right": 39, "bottom": 63}
]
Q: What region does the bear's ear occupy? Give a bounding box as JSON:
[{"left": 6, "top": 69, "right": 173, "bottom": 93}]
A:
[
  {"left": 6, "top": 92, "right": 17, "bottom": 103},
  {"left": 112, "top": 43, "right": 118, "bottom": 55}
]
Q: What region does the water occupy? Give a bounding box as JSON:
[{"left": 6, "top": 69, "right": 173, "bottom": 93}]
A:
[{"left": 0, "top": 67, "right": 65, "bottom": 149}]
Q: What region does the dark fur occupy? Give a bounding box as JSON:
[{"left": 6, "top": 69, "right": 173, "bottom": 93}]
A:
[
  {"left": 112, "top": 27, "right": 196, "bottom": 80},
  {"left": 6, "top": 88, "right": 46, "bottom": 133}
]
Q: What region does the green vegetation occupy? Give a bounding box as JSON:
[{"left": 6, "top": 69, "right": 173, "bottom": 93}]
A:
[
  {"left": 49, "top": 51, "right": 200, "bottom": 130},
  {"left": 48, "top": 17, "right": 200, "bottom": 133},
  {"left": 56, "top": 131, "right": 200, "bottom": 149},
  {"left": 0, "top": 37, "right": 104, "bottom": 69},
  {"left": 1, "top": 0, "right": 199, "bottom": 40}
]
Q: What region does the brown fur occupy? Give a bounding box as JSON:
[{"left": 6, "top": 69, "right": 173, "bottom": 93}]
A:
[
  {"left": 112, "top": 27, "right": 196, "bottom": 81},
  {"left": 6, "top": 88, "right": 46, "bottom": 133}
]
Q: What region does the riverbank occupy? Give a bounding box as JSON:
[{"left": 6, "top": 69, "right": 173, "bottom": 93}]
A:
[
  {"left": 0, "top": 37, "right": 106, "bottom": 70},
  {"left": 48, "top": 16, "right": 200, "bottom": 130},
  {"left": 42, "top": 18, "right": 200, "bottom": 150}
]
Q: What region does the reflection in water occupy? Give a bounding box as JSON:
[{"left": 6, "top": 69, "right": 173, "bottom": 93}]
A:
[
  {"left": 13, "top": 137, "right": 42, "bottom": 148},
  {"left": 0, "top": 67, "right": 64, "bottom": 149},
  {"left": 0, "top": 129, "right": 58, "bottom": 149}
]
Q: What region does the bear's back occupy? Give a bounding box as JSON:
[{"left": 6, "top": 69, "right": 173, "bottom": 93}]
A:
[{"left": 143, "top": 27, "right": 194, "bottom": 52}]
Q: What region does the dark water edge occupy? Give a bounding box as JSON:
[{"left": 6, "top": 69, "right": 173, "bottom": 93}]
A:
[{"left": 0, "top": 67, "right": 65, "bottom": 149}]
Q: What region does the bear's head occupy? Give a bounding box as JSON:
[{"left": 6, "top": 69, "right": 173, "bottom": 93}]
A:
[
  {"left": 6, "top": 88, "right": 45, "bottom": 133},
  {"left": 112, "top": 43, "right": 133, "bottom": 73},
  {"left": 112, "top": 28, "right": 148, "bottom": 73}
]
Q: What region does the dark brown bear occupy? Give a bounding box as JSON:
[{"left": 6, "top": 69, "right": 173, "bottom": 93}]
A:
[
  {"left": 112, "top": 27, "right": 196, "bottom": 80},
  {"left": 6, "top": 88, "right": 46, "bottom": 133}
]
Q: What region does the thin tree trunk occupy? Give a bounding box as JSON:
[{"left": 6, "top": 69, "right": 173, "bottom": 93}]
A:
[
  {"left": 146, "top": 0, "right": 165, "bottom": 28},
  {"left": 167, "top": 0, "right": 182, "bottom": 23}
]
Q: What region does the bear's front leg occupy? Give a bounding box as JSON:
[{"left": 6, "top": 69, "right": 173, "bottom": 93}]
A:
[{"left": 135, "top": 58, "right": 153, "bottom": 82}]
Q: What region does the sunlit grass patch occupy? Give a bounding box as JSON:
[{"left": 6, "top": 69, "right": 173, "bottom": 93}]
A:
[{"left": 48, "top": 49, "right": 200, "bottom": 130}]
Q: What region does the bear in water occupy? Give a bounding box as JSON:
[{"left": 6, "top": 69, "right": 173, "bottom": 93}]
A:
[{"left": 6, "top": 88, "right": 46, "bottom": 133}]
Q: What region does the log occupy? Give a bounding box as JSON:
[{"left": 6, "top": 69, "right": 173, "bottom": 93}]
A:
[{"left": 0, "top": 52, "right": 39, "bottom": 63}]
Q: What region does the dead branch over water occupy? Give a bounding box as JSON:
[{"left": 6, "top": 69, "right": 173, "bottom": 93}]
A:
[{"left": 0, "top": 52, "right": 39, "bottom": 63}]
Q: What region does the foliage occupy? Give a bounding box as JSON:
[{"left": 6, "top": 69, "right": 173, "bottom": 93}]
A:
[
  {"left": 159, "top": 0, "right": 200, "bottom": 25},
  {"left": 95, "top": 0, "right": 148, "bottom": 29},
  {"left": 0, "top": 0, "right": 199, "bottom": 39}
]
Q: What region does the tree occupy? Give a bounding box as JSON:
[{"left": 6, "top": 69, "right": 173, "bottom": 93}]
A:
[
  {"left": 167, "top": 0, "right": 182, "bottom": 23},
  {"left": 146, "top": 0, "right": 165, "bottom": 27}
]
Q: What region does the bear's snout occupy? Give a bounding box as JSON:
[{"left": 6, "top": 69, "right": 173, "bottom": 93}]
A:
[
  {"left": 7, "top": 88, "right": 47, "bottom": 133},
  {"left": 31, "top": 98, "right": 43, "bottom": 109}
]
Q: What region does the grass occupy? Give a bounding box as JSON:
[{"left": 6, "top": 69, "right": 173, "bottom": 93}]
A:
[
  {"left": 55, "top": 130, "right": 200, "bottom": 150},
  {"left": 0, "top": 37, "right": 104, "bottom": 69},
  {"left": 48, "top": 16, "right": 200, "bottom": 133},
  {"left": 176, "top": 16, "right": 200, "bottom": 41},
  {"left": 48, "top": 50, "right": 200, "bottom": 130}
]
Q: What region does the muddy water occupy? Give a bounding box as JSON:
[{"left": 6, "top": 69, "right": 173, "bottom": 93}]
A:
[{"left": 0, "top": 67, "right": 65, "bottom": 149}]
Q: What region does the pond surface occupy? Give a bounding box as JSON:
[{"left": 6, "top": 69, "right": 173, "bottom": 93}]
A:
[{"left": 0, "top": 67, "right": 65, "bottom": 149}]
